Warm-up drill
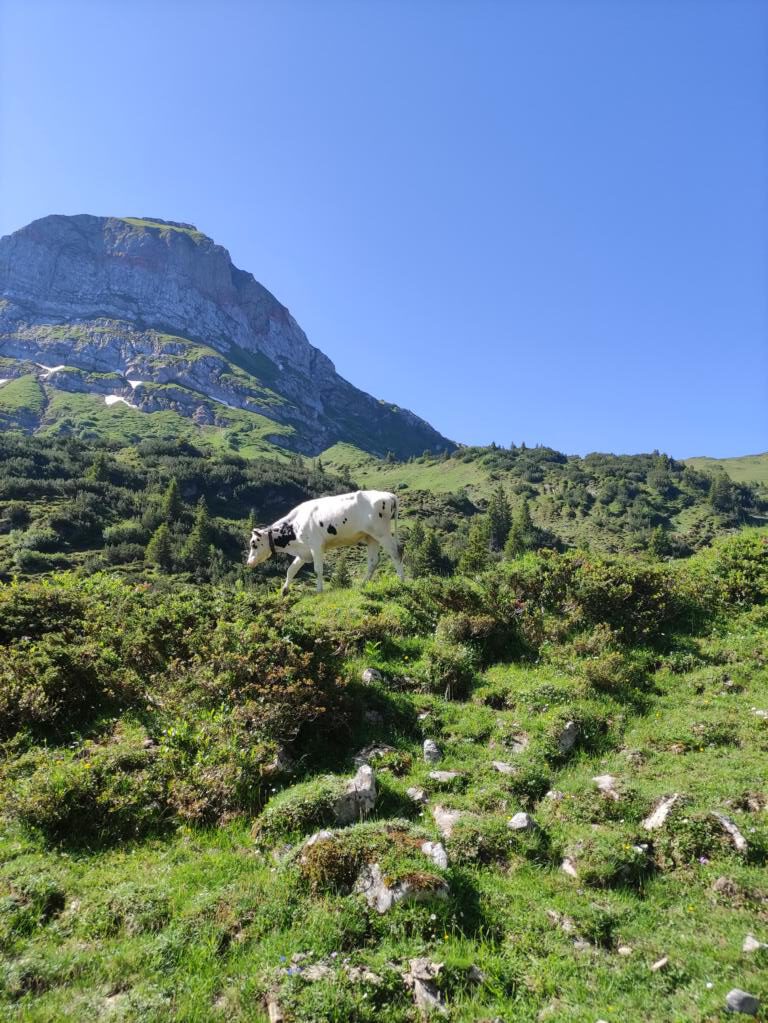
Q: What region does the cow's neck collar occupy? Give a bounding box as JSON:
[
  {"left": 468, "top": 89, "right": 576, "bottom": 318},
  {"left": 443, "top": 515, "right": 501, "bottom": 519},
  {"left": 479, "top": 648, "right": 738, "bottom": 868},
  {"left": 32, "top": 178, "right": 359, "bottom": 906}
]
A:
[{"left": 267, "top": 529, "right": 277, "bottom": 557}]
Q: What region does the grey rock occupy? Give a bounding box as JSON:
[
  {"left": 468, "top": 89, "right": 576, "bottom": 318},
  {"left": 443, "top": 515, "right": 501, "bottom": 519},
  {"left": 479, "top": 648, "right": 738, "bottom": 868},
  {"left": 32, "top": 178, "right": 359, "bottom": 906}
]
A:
[
  {"left": 593, "top": 774, "right": 621, "bottom": 801},
  {"left": 725, "top": 989, "right": 760, "bottom": 1015},
  {"left": 423, "top": 739, "right": 442, "bottom": 763},
  {"left": 712, "top": 812, "right": 748, "bottom": 853},
  {"left": 333, "top": 765, "right": 376, "bottom": 824},
  {"left": 508, "top": 812, "right": 536, "bottom": 831},
  {"left": 421, "top": 840, "right": 449, "bottom": 869},
  {"left": 544, "top": 789, "right": 565, "bottom": 802},
  {"left": 432, "top": 804, "right": 462, "bottom": 838},
  {"left": 428, "top": 770, "right": 462, "bottom": 784},
  {"left": 492, "top": 760, "right": 515, "bottom": 775},
  {"left": 642, "top": 793, "right": 681, "bottom": 830},
  {"left": 361, "top": 668, "right": 384, "bottom": 684},
  {"left": 354, "top": 862, "right": 449, "bottom": 914},
  {"left": 743, "top": 934, "right": 768, "bottom": 953},
  {"left": 556, "top": 720, "right": 578, "bottom": 754},
  {"left": 650, "top": 956, "right": 669, "bottom": 972},
  {"left": 353, "top": 744, "right": 395, "bottom": 767},
  {"left": 561, "top": 857, "right": 579, "bottom": 879},
  {"left": 406, "top": 786, "right": 428, "bottom": 805},
  {"left": 403, "top": 958, "right": 447, "bottom": 1016}
]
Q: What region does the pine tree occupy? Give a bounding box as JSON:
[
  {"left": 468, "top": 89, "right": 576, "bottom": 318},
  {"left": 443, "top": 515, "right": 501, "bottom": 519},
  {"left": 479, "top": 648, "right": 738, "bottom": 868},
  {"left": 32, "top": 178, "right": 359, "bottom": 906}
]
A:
[
  {"left": 145, "top": 523, "right": 173, "bottom": 571},
  {"left": 458, "top": 516, "right": 491, "bottom": 574},
  {"left": 504, "top": 500, "right": 537, "bottom": 559},
  {"left": 161, "top": 478, "right": 182, "bottom": 523},
  {"left": 487, "top": 485, "right": 512, "bottom": 551},
  {"left": 421, "top": 528, "right": 446, "bottom": 576},
  {"left": 183, "top": 498, "right": 212, "bottom": 565}
]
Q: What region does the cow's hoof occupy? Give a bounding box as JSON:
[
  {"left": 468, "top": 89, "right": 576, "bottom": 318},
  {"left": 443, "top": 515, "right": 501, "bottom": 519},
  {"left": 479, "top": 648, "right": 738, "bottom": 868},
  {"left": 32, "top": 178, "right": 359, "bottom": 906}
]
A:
[{"left": 280, "top": 586, "right": 288, "bottom": 597}]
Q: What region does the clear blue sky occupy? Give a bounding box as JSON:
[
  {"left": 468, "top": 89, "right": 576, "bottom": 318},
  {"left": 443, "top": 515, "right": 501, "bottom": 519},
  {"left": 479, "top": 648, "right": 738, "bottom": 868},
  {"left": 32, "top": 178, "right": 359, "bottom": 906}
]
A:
[{"left": 1, "top": 0, "right": 765, "bottom": 458}]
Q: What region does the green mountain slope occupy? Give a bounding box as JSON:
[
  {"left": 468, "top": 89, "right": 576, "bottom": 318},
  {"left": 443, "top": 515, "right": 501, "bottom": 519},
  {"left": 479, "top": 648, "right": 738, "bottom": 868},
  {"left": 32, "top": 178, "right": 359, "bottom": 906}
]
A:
[{"left": 685, "top": 452, "right": 768, "bottom": 485}]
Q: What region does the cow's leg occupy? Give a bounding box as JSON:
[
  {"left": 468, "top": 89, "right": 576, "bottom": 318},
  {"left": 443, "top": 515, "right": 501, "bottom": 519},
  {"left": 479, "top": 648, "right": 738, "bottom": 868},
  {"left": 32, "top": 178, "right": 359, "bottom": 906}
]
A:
[
  {"left": 281, "top": 556, "right": 306, "bottom": 596},
  {"left": 378, "top": 534, "right": 404, "bottom": 581},
  {"left": 364, "top": 538, "right": 380, "bottom": 582},
  {"left": 312, "top": 550, "right": 325, "bottom": 593}
]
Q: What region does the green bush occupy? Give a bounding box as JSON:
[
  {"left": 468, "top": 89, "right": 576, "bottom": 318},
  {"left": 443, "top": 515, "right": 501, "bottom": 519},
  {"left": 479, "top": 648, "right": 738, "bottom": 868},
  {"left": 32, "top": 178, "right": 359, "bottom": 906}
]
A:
[
  {"left": 420, "top": 641, "right": 478, "bottom": 699},
  {"left": 10, "top": 724, "right": 169, "bottom": 846}
]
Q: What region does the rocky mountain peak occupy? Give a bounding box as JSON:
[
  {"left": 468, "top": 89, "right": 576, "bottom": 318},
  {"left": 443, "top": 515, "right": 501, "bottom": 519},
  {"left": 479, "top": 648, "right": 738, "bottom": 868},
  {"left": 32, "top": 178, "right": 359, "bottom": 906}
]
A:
[{"left": 0, "top": 214, "right": 452, "bottom": 456}]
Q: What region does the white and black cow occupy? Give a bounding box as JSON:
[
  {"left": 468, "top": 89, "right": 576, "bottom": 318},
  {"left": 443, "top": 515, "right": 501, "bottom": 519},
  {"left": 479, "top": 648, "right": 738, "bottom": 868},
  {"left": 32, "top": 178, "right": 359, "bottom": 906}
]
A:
[{"left": 247, "top": 489, "right": 403, "bottom": 594}]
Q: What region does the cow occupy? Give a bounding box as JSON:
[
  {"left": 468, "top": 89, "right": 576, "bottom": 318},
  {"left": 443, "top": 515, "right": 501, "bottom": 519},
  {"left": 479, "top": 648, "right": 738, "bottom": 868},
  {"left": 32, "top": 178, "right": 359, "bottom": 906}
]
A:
[{"left": 247, "top": 489, "right": 404, "bottom": 595}]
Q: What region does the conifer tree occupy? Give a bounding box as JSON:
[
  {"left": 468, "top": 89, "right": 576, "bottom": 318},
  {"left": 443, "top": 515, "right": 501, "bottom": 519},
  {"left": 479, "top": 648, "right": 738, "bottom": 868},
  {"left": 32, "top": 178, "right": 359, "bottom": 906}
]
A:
[
  {"left": 504, "top": 500, "right": 537, "bottom": 559},
  {"left": 145, "top": 522, "right": 173, "bottom": 571},
  {"left": 487, "top": 485, "right": 512, "bottom": 551},
  {"left": 161, "top": 478, "right": 182, "bottom": 523},
  {"left": 458, "top": 516, "right": 491, "bottom": 574},
  {"left": 183, "top": 498, "right": 212, "bottom": 565}
]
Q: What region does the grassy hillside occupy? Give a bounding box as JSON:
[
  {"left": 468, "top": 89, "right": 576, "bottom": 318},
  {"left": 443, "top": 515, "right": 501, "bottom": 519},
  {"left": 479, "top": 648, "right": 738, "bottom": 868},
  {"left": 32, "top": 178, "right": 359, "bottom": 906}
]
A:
[
  {"left": 1, "top": 532, "right": 767, "bottom": 1021},
  {"left": 0, "top": 433, "right": 765, "bottom": 583},
  {"left": 686, "top": 453, "right": 768, "bottom": 485}
]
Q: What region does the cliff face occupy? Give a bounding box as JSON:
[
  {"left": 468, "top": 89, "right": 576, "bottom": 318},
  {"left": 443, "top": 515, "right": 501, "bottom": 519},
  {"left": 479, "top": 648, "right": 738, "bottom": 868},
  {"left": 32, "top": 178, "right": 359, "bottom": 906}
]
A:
[{"left": 0, "top": 215, "right": 452, "bottom": 456}]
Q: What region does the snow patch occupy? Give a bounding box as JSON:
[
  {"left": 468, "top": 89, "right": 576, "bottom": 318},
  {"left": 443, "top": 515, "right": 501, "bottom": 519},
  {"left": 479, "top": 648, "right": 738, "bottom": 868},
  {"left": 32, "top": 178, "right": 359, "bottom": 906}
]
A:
[
  {"left": 127, "top": 379, "right": 144, "bottom": 389},
  {"left": 209, "top": 396, "right": 236, "bottom": 409},
  {"left": 105, "top": 395, "right": 134, "bottom": 408},
  {"left": 0, "top": 379, "right": 8, "bottom": 387},
  {"left": 36, "top": 363, "right": 66, "bottom": 376}
]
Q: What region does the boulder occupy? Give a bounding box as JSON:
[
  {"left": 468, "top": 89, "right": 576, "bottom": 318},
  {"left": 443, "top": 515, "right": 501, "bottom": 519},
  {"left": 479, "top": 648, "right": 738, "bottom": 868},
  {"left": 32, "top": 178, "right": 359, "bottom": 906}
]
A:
[
  {"left": 725, "top": 989, "right": 760, "bottom": 1015},
  {"left": 556, "top": 720, "right": 578, "bottom": 754},
  {"left": 642, "top": 793, "right": 681, "bottom": 830},
  {"left": 712, "top": 812, "right": 748, "bottom": 853},
  {"left": 407, "top": 786, "right": 428, "bottom": 805},
  {"left": 492, "top": 760, "right": 515, "bottom": 775},
  {"left": 361, "top": 668, "right": 384, "bottom": 684},
  {"left": 508, "top": 812, "right": 536, "bottom": 832},
  {"left": 432, "top": 804, "right": 462, "bottom": 838},
  {"left": 354, "top": 862, "right": 449, "bottom": 914},
  {"left": 743, "top": 934, "right": 768, "bottom": 953},
  {"left": 423, "top": 739, "right": 442, "bottom": 763},
  {"left": 421, "top": 841, "right": 449, "bottom": 869},
  {"left": 428, "top": 770, "right": 463, "bottom": 784},
  {"left": 333, "top": 765, "right": 377, "bottom": 825},
  {"left": 593, "top": 774, "right": 621, "bottom": 801},
  {"left": 403, "top": 958, "right": 447, "bottom": 1016}
]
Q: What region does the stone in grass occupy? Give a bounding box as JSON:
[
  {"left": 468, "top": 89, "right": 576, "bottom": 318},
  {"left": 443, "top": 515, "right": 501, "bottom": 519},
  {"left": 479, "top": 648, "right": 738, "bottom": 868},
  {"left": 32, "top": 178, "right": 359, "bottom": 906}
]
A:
[
  {"left": 561, "top": 857, "right": 579, "bottom": 879},
  {"left": 407, "top": 786, "right": 428, "bottom": 805},
  {"left": 432, "top": 804, "right": 462, "bottom": 839},
  {"left": 508, "top": 812, "right": 536, "bottom": 832},
  {"left": 403, "top": 958, "right": 447, "bottom": 1016},
  {"left": 593, "top": 775, "right": 621, "bottom": 801},
  {"left": 421, "top": 840, "right": 449, "bottom": 868},
  {"left": 743, "top": 934, "right": 768, "bottom": 953},
  {"left": 333, "top": 765, "right": 377, "bottom": 825},
  {"left": 544, "top": 789, "right": 565, "bottom": 802},
  {"left": 556, "top": 720, "right": 579, "bottom": 755},
  {"left": 725, "top": 989, "right": 760, "bottom": 1015},
  {"left": 642, "top": 793, "right": 681, "bottom": 831},
  {"left": 650, "top": 955, "right": 669, "bottom": 972},
  {"left": 354, "top": 862, "right": 449, "bottom": 914},
  {"left": 361, "top": 667, "right": 384, "bottom": 684},
  {"left": 492, "top": 760, "right": 515, "bottom": 775},
  {"left": 712, "top": 813, "right": 748, "bottom": 853},
  {"left": 428, "top": 770, "right": 463, "bottom": 785},
  {"left": 423, "top": 739, "right": 442, "bottom": 763},
  {"left": 353, "top": 744, "right": 395, "bottom": 767}
]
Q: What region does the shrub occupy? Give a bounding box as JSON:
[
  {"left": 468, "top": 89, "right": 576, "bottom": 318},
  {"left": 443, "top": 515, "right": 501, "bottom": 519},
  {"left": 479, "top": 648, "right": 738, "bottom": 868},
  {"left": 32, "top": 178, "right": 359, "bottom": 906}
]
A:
[
  {"left": 252, "top": 776, "right": 347, "bottom": 845},
  {"left": 561, "top": 826, "right": 652, "bottom": 888},
  {"left": 420, "top": 641, "right": 478, "bottom": 700},
  {"left": 10, "top": 724, "right": 169, "bottom": 846},
  {"left": 0, "top": 635, "right": 140, "bottom": 740}
]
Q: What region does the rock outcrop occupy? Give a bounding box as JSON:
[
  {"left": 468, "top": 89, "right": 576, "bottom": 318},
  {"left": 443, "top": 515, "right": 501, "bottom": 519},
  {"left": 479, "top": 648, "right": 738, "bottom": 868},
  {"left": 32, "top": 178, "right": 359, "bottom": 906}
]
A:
[{"left": 0, "top": 214, "right": 453, "bottom": 456}]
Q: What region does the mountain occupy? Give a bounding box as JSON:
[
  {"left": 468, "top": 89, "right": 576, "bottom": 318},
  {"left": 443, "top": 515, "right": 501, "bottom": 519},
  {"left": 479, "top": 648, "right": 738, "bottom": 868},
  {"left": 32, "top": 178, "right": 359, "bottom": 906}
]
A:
[{"left": 0, "top": 214, "right": 453, "bottom": 457}]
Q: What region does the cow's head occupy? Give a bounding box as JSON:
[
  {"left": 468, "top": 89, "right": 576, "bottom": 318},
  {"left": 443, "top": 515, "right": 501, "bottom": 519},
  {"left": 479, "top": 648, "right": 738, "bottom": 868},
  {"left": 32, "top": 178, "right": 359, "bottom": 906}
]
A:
[{"left": 247, "top": 528, "right": 272, "bottom": 567}]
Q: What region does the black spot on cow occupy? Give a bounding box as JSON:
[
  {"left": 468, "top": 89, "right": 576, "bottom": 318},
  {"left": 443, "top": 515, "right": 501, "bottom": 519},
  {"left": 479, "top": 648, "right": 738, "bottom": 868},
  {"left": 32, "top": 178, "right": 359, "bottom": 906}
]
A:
[
  {"left": 327, "top": 524, "right": 337, "bottom": 535},
  {"left": 343, "top": 518, "right": 347, "bottom": 523},
  {"left": 319, "top": 521, "right": 324, "bottom": 527},
  {"left": 272, "top": 522, "right": 296, "bottom": 549},
  {"left": 379, "top": 512, "right": 383, "bottom": 517}
]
